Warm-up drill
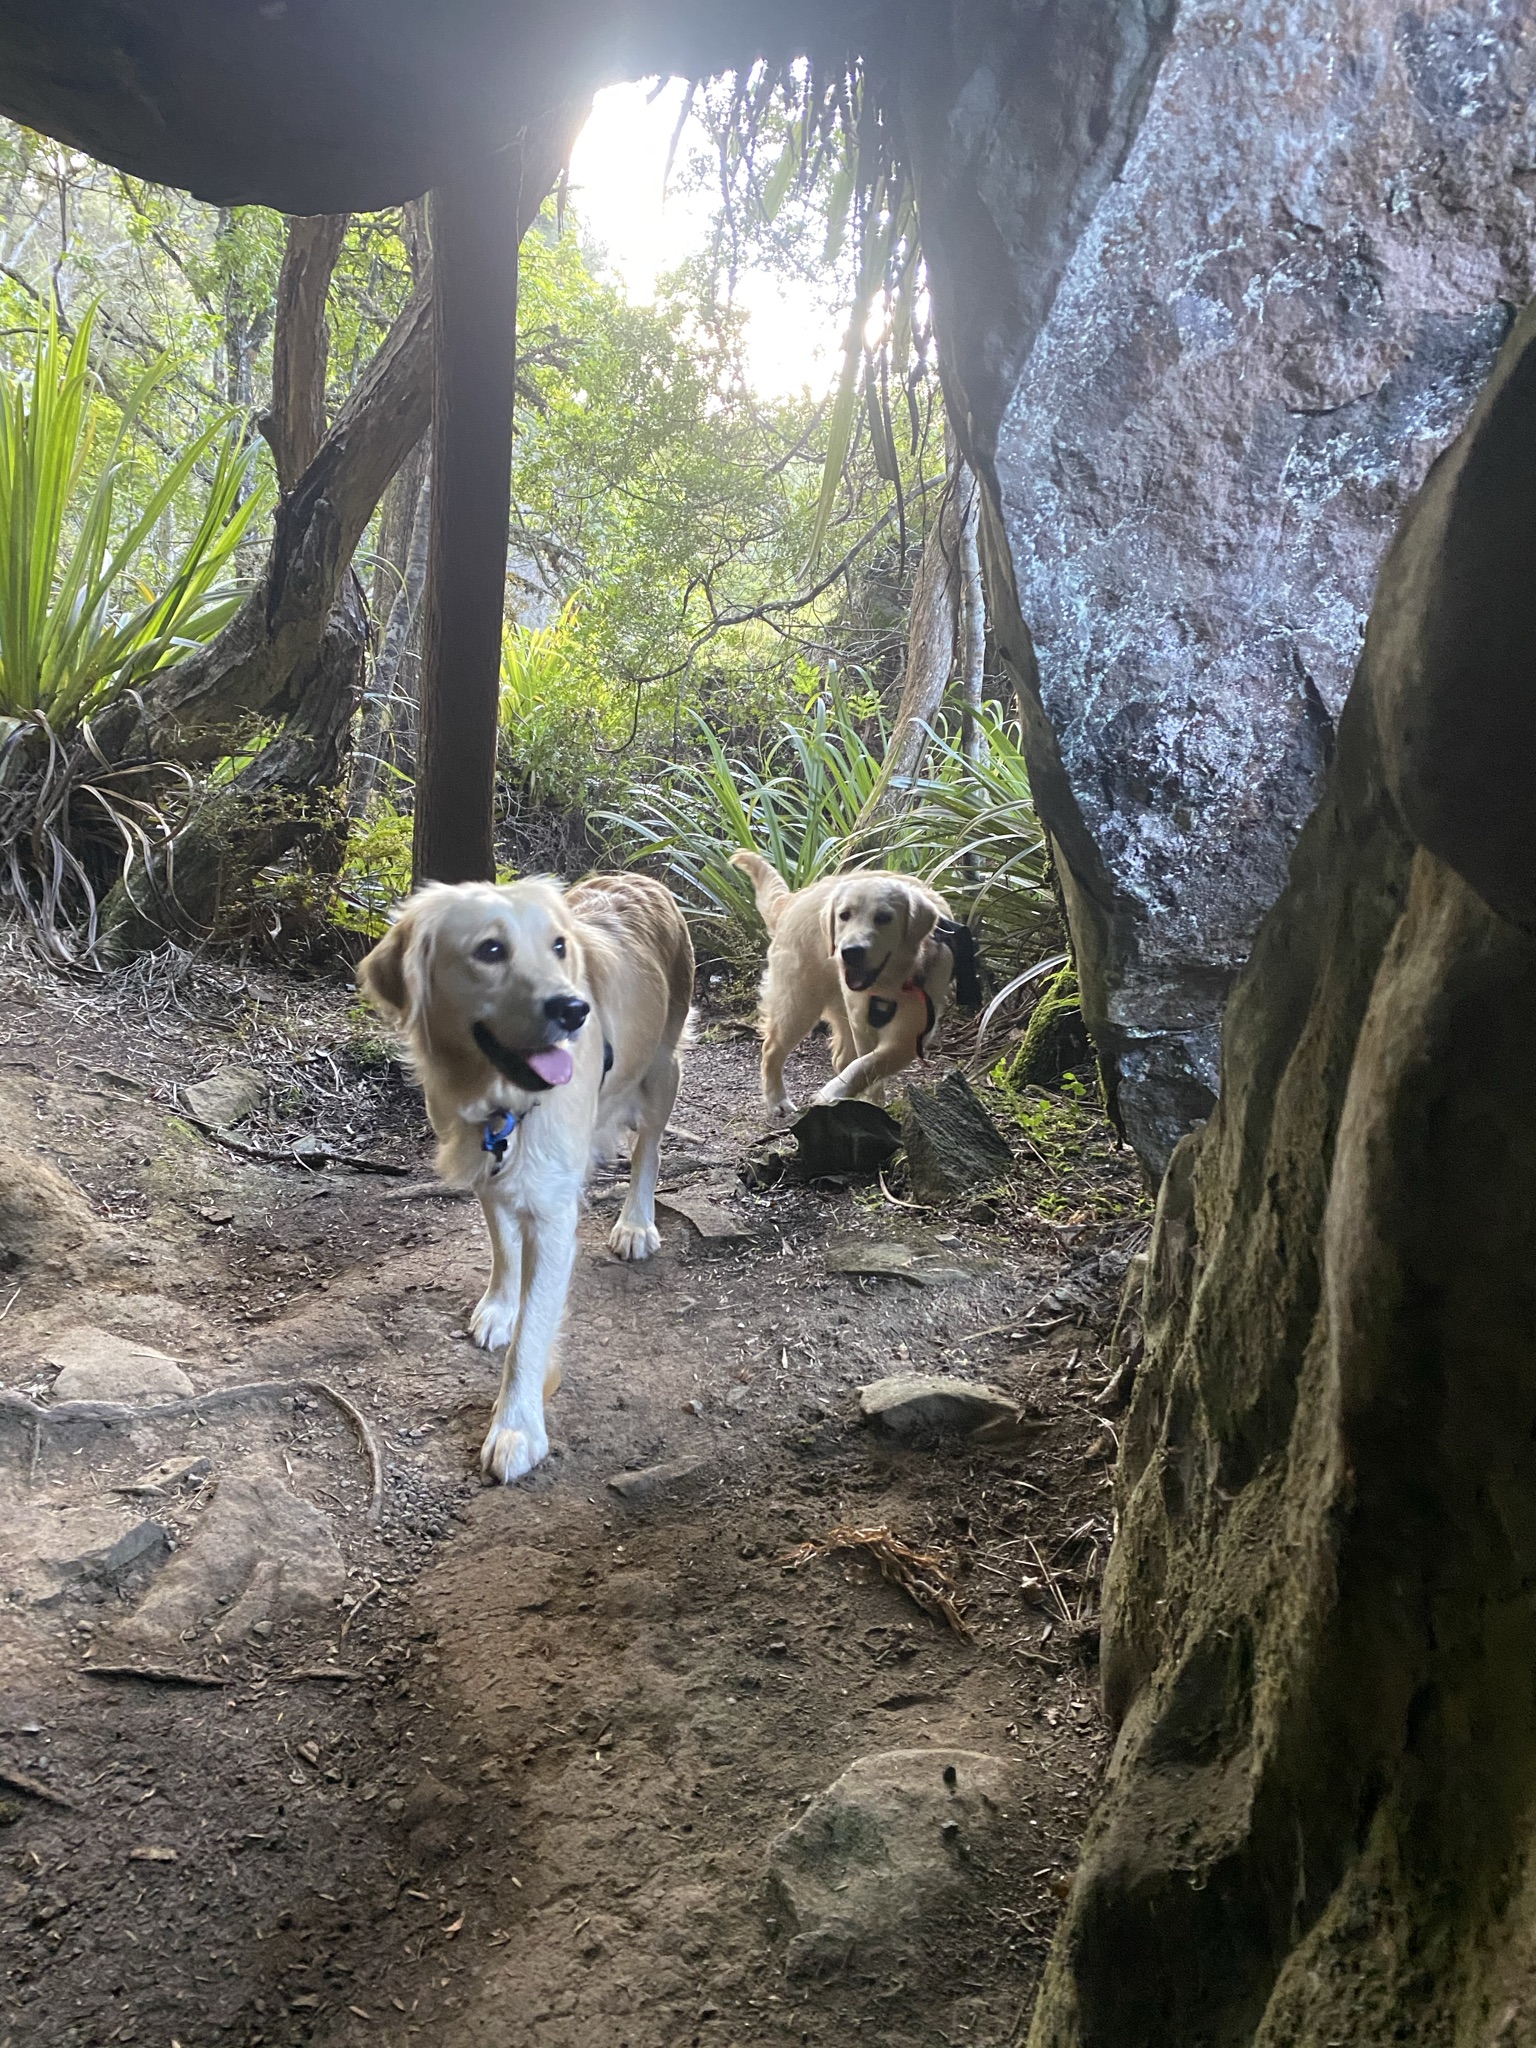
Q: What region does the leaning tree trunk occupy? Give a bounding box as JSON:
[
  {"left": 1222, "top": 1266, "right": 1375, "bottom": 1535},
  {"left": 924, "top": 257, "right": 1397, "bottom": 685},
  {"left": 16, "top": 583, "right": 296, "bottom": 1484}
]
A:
[
  {"left": 349, "top": 444, "right": 430, "bottom": 816},
  {"left": 88, "top": 283, "right": 434, "bottom": 777},
  {"left": 956, "top": 458, "right": 985, "bottom": 764},
  {"left": 852, "top": 441, "right": 970, "bottom": 841},
  {"left": 98, "top": 581, "right": 369, "bottom": 954},
  {"left": 259, "top": 211, "right": 349, "bottom": 489},
  {"left": 411, "top": 147, "right": 523, "bottom": 886}
]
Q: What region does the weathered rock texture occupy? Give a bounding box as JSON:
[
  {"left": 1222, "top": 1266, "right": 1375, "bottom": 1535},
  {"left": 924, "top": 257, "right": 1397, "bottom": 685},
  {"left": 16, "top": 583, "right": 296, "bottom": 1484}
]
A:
[
  {"left": 1025, "top": 295, "right": 1536, "bottom": 2048},
  {"left": 909, "top": 0, "right": 1536, "bottom": 1173}
]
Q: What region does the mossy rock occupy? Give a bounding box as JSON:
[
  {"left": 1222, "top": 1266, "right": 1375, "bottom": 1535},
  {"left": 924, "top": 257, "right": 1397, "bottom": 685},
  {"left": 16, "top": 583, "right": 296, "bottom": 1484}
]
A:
[{"left": 1008, "top": 964, "right": 1092, "bottom": 1087}]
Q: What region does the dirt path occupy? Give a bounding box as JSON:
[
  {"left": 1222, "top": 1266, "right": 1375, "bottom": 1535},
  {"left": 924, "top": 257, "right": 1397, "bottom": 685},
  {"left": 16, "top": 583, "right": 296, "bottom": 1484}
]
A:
[{"left": 0, "top": 946, "right": 1146, "bottom": 2048}]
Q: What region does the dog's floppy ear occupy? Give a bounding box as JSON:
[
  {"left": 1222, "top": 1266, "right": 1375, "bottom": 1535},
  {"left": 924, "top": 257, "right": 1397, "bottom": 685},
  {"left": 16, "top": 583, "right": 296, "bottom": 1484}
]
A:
[
  {"left": 902, "top": 884, "right": 939, "bottom": 950},
  {"left": 358, "top": 911, "right": 412, "bottom": 1019}
]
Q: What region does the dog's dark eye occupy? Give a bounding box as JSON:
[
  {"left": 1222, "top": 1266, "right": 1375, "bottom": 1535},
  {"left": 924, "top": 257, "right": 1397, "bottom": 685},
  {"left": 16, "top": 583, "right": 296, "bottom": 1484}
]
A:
[
  {"left": 553, "top": 935, "right": 567, "bottom": 958},
  {"left": 837, "top": 909, "right": 850, "bottom": 922},
  {"left": 873, "top": 911, "right": 893, "bottom": 927},
  {"left": 473, "top": 938, "right": 506, "bottom": 963}
]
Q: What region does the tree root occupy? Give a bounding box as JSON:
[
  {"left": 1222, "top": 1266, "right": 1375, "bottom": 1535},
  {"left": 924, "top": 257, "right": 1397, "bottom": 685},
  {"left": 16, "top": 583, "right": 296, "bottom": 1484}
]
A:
[{"left": 2, "top": 1377, "right": 386, "bottom": 1525}]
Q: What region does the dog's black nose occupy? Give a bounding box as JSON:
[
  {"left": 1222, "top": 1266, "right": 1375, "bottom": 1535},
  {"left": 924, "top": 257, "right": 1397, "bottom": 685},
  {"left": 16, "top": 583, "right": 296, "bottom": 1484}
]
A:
[
  {"left": 544, "top": 994, "right": 590, "bottom": 1034},
  {"left": 840, "top": 944, "right": 868, "bottom": 967}
]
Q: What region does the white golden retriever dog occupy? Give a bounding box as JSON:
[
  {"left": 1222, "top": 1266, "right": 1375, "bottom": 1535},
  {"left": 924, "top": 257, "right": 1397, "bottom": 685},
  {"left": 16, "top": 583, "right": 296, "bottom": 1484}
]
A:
[
  {"left": 730, "top": 852, "right": 971, "bottom": 1113},
  {"left": 358, "top": 874, "right": 694, "bottom": 1483}
]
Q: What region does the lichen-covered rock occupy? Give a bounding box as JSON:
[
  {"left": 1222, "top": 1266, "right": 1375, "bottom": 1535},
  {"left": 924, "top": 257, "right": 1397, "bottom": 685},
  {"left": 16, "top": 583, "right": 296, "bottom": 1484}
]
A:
[
  {"left": 1007, "top": 965, "right": 1091, "bottom": 1089},
  {"left": 912, "top": 0, "right": 1536, "bottom": 1174},
  {"left": 1024, "top": 293, "right": 1536, "bottom": 2048}
]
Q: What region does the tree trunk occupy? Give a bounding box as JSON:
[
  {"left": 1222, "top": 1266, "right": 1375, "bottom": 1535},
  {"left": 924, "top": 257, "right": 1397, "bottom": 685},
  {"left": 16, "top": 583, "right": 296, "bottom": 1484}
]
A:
[
  {"left": 411, "top": 148, "right": 523, "bottom": 887},
  {"left": 86, "top": 286, "right": 433, "bottom": 774},
  {"left": 89, "top": 286, "right": 432, "bottom": 957},
  {"left": 98, "top": 576, "right": 369, "bottom": 960},
  {"left": 87, "top": 101, "right": 584, "bottom": 955},
  {"left": 259, "top": 212, "right": 349, "bottom": 489},
  {"left": 956, "top": 458, "right": 985, "bottom": 763},
  {"left": 853, "top": 441, "right": 968, "bottom": 839},
  {"left": 349, "top": 452, "right": 430, "bottom": 816}
]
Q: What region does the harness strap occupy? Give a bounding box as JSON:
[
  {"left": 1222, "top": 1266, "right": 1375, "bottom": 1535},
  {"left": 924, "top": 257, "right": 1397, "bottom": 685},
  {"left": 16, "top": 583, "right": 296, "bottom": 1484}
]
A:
[
  {"left": 482, "top": 1106, "right": 521, "bottom": 1175},
  {"left": 932, "top": 917, "right": 983, "bottom": 1012},
  {"left": 871, "top": 981, "right": 937, "bottom": 1055}
]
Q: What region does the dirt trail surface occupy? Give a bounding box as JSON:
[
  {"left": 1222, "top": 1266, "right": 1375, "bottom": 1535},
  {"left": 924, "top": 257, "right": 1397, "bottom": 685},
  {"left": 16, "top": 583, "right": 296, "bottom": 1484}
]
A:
[{"left": 0, "top": 945, "right": 1146, "bottom": 2048}]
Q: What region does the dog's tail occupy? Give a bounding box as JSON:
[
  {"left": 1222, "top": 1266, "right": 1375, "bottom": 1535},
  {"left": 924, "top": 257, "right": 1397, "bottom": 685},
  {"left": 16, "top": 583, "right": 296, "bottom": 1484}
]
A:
[{"left": 730, "top": 848, "right": 791, "bottom": 930}]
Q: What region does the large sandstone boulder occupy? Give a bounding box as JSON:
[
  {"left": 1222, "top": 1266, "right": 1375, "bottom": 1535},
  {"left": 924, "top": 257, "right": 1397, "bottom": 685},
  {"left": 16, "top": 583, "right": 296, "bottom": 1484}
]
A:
[
  {"left": 909, "top": 0, "right": 1536, "bottom": 1173},
  {"left": 1023, "top": 289, "right": 1536, "bottom": 2046}
]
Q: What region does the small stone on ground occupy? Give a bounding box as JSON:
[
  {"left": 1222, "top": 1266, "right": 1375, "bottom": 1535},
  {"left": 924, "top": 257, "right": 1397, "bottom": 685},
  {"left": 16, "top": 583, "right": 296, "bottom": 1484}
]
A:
[
  {"left": 656, "top": 1187, "right": 753, "bottom": 1241},
  {"left": 182, "top": 1067, "right": 265, "bottom": 1129},
  {"left": 46, "top": 1326, "right": 195, "bottom": 1402},
  {"left": 859, "top": 1372, "right": 1021, "bottom": 1434},
  {"left": 606, "top": 1457, "right": 712, "bottom": 1503},
  {"left": 825, "top": 1239, "right": 976, "bottom": 1285},
  {"left": 768, "top": 1748, "right": 1026, "bottom": 1978}
]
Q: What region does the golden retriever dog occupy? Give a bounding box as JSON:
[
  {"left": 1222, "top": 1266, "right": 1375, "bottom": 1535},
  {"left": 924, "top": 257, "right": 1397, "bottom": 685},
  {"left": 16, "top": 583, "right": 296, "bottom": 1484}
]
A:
[
  {"left": 731, "top": 852, "right": 971, "bottom": 1113},
  {"left": 358, "top": 874, "right": 693, "bottom": 1483}
]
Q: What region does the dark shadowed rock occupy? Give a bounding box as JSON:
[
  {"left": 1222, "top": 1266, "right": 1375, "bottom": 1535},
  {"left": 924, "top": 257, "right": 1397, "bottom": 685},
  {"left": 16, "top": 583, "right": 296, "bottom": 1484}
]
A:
[
  {"left": 911, "top": 0, "right": 1536, "bottom": 1174},
  {"left": 742, "top": 1101, "right": 903, "bottom": 1188},
  {"left": 41, "top": 1521, "right": 171, "bottom": 1606},
  {"left": 1025, "top": 297, "right": 1536, "bottom": 2048},
  {"left": 901, "top": 1071, "right": 1014, "bottom": 1205}
]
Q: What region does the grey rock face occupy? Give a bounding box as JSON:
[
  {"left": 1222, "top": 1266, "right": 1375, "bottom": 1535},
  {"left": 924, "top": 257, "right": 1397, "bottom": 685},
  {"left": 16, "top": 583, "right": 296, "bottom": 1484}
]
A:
[
  {"left": 914, "top": 0, "right": 1536, "bottom": 1174},
  {"left": 1027, "top": 293, "right": 1536, "bottom": 2048}
]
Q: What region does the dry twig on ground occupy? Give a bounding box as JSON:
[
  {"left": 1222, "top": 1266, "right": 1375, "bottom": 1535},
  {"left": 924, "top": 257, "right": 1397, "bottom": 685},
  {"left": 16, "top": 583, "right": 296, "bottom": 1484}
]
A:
[{"left": 782, "top": 1521, "right": 972, "bottom": 1639}]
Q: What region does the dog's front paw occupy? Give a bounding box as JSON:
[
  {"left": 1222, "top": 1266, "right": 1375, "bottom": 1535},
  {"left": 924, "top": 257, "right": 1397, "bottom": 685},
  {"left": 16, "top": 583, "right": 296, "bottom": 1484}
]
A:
[
  {"left": 469, "top": 1292, "right": 518, "bottom": 1350},
  {"left": 765, "top": 1094, "right": 800, "bottom": 1121},
  {"left": 812, "top": 1078, "right": 851, "bottom": 1106},
  {"left": 609, "top": 1217, "right": 660, "bottom": 1261},
  {"left": 480, "top": 1418, "right": 548, "bottom": 1484}
]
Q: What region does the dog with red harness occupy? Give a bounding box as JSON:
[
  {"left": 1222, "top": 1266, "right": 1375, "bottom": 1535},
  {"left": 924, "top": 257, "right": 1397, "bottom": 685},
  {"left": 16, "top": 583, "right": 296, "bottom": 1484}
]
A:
[{"left": 730, "top": 851, "right": 981, "bottom": 1113}]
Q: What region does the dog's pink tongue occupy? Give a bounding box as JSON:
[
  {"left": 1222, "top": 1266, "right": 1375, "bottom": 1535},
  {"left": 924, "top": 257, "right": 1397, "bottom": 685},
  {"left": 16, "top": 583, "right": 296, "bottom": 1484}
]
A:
[{"left": 525, "top": 1045, "right": 574, "bottom": 1087}]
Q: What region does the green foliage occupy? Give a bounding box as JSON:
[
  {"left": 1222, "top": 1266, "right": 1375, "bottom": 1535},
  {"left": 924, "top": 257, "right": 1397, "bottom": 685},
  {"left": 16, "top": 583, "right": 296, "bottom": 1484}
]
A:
[
  {"left": 1004, "top": 964, "right": 1090, "bottom": 1089},
  {"left": 877, "top": 714, "right": 1056, "bottom": 948},
  {"left": 0, "top": 306, "right": 268, "bottom": 726},
  {"left": 497, "top": 601, "right": 633, "bottom": 814},
  {"left": 987, "top": 1068, "right": 1136, "bottom": 1221},
  {"left": 603, "top": 680, "right": 1056, "bottom": 976},
  {"left": 506, "top": 202, "right": 933, "bottom": 778},
  {"left": 331, "top": 791, "right": 413, "bottom": 940},
  {"left": 600, "top": 676, "right": 884, "bottom": 946},
  {"left": 692, "top": 63, "right": 928, "bottom": 569}
]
